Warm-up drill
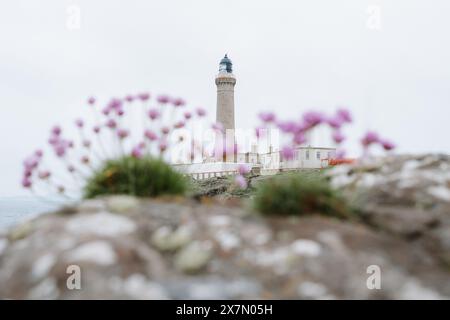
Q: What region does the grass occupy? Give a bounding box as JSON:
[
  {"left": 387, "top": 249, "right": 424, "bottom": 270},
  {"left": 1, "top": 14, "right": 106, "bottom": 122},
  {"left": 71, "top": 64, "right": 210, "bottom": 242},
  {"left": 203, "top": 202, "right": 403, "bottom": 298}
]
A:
[
  {"left": 83, "top": 156, "right": 188, "bottom": 198},
  {"left": 252, "top": 171, "right": 350, "bottom": 219}
]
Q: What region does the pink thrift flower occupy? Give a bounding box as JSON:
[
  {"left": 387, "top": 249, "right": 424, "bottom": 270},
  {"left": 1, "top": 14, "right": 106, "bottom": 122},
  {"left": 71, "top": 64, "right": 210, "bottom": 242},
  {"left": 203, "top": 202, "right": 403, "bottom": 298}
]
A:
[
  {"left": 281, "top": 146, "right": 295, "bottom": 161},
  {"left": 75, "top": 118, "right": 84, "bottom": 128},
  {"left": 157, "top": 95, "right": 170, "bottom": 104},
  {"left": 23, "top": 156, "right": 38, "bottom": 170},
  {"left": 22, "top": 177, "right": 32, "bottom": 188},
  {"left": 234, "top": 175, "right": 247, "bottom": 189},
  {"left": 327, "top": 116, "right": 342, "bottom": 129},
  {"left": 159, "top": 141, "right": 168, "bottom": 152},
  {"left": 51, "top": 126, "right": 62, "bottom": 136},
  {"left": 106, "top": 119, "right": 117, "bottom": 129},
  {"left": 277, "top": 121, "right": 298, "bottom": 133},
  {"left": 87, "top": 97, "right": 96, "bottom": 105},
  {"left": 174, "top": 121, "right": 185, "bottom": 129},
  {"left": 196, "top": 108, "right": 206, "bottom": 117},
  {"left": 48, "top": 136, "right": 59, "bottom": 145},
  {"left": 67, "top": 165, "right": 75, "bottom": 173},
  {"left": 93, "top": 126, "right": 101, "bottom": 134},
  {"left": 125, "top": 95, "right": 135, "bottom": 102},
  {"left": 102, "top": 107, "right": 111, "bottom": 116},
  {"left": 238, "top": 164, "right": 251, "bottom": 175},
  {"left": 117, "top": 129, "right": 129, "bottom": 139},
  {"left": 34, "top": 150, "right": 43, "bottom": 158},
  {"left": 332, "top": 130, "right": 345, "bottom": 144},
  {"left": 23, "top": 168, "right": 32, "bottom": 178},
  {"left": 184, "top": 111, "right": 192, "bottom": 120},
  {"left": 293, "top": 132, "right": 306, "bottom": 145},
  {"left": 81, "top": 156, "right": 90, "bottom": 164},
  {"left": 144, "top": 130, "right": 158, "bottom": 141},
  {"left": 138, "top": 92, "right": 150, "bottom": 101},
  {"left": 172, "top": 98, "right": 186, "bottom": 107},
  {"left": 361, "top": 131, "right": 379, "bottom": 147},
  {"left": 38, "top": 171, "right": 51, "bottom": 179},
  {"left": 161, "top": 127, "right": 170, "bottom": 135},
  {"left": 138, "top": 142, "right": 146, "bottom": 149},
  {"left": 259, "top": 112, "right": 276, "bottom": 123},
  {"left": 108, "top": 98, "right": 123, "bottom": 111},
  {"left": 116, "top": 108, "right": 125, "bottom": 117},
  {"left": 336, "top": 108, "right": 352, "bottom": 123},
  {"left": 380, "top": 139, "right": 396, "bottom": 151},
  {"left": 303, "top": 111, "right": 325, "bottom": 127},
  {"left": 131, "top": 146, "right": 144, "bottom": 158},
  {"left": 148, "top": 108, "right": 160, "bottom": 120},
  {"left": 55, "top": 145, "right": 66, "bottom": 157}
]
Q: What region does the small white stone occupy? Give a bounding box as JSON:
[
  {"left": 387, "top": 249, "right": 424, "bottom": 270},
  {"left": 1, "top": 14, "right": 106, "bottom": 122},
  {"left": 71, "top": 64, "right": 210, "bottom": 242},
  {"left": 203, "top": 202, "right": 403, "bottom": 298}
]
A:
[
  {"left": 57, "top": 237, "right": 77, "bottom": 251},
  {"left": 27, "top": 278, "right": 59, "bottom": 299},
  {"left": 297, "top": 281, "right": 328, "bottom": 298},
  {"left": 397, "top": 280, "right": 446, "bottom": 300},
  {"left": 152, "top": 226, "right": 192, "bottom": 251},
  {"left": 174, "top": 241, "right": 212, "bottom": 273},
  {"left": 77, "top": 199, "right": 106, "bottom": 212},
  {"left": 66, "top": 241, "right": 117, "bottom": 266},
  {"left": 290, "top": 239, "right": 322, "bottom": 257},
  {"left": 189, "top": 283, "right": 223, "bottom": 299},
  {"left": 121, "top": 274, "right": 169, "bottom": 299},
  {"left": 31, "top": 253, "right": 57, "bottom": 280},
  {"left": 356, "top": 173, "right": 379, "bottom": 188},
  {"left": 427, "top": 186, "right": 450, "bottom": 202},
  {"left": 330, "top": 174, "right": 355, "bottom": 189},
  {"left": 252, "top": 232, "right": 271, "bottom": 246},
  {"left": 214, "top": 230, "right": 240, "bottom": 250},
  {"left": 402, "top": 160, "right": 421, "bottom": 172},
  {"left": 66, "top": 212, "right": 136, "bottom": 237},
  {"left": 208, "top": 215, "right": 231, "bottom": 228},
  {"left": 253, "top": 247, "right": 290, "bottom": 268},
  {"left": 106, "top": 195, "right": 140, "bottom": 214}
]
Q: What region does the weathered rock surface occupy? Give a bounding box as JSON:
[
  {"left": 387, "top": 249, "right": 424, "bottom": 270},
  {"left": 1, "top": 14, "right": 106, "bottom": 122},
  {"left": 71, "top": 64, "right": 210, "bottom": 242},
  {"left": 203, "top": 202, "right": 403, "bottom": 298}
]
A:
[
  {"left": 328, "top": 154, "right": 450, "bottom": 267},
  {"left": 0, "top": 154, "right": 449, "bottom": 299}
]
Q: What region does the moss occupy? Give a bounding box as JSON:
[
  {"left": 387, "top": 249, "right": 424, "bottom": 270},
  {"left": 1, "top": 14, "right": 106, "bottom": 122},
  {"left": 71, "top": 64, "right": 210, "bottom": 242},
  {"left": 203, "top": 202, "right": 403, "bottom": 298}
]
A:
[
  {"left": 252, "top": 171, "right": 350, "bottom": 219},
  {"left": 83, "top": 156, "right": 188, "bottom": 198}
]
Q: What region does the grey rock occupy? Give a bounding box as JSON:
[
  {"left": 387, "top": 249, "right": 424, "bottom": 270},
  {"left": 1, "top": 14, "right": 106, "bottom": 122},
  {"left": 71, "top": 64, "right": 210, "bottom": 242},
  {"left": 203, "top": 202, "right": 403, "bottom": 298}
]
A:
[
  {"left": 151, "top": 226, "right": 192, "bottom": 252},
  {"left": 106, "top": 195, "right": 140, "bottom": 214},
  {"left": 174, "top": 241, "right": 212, "bottom": 273},
  {"left": 1, "top": 156, "right": 450, "bottom": 299}
]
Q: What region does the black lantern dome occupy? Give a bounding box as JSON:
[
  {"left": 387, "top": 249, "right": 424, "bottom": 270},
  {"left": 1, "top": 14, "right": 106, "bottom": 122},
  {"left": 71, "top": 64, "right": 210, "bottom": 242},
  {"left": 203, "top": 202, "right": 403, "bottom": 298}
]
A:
[{"left": 219, "top": 54, "right": 233, "bottom": 73}]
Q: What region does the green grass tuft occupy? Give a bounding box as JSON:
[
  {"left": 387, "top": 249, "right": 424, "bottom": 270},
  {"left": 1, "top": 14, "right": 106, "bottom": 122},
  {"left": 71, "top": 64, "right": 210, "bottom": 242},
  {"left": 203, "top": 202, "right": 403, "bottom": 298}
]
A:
[
  {"left": 253, "top": 171, "right": 350, "bottom": 218},
  {"left": 83, "top": 156, "right": 188, "bottom": 198}
]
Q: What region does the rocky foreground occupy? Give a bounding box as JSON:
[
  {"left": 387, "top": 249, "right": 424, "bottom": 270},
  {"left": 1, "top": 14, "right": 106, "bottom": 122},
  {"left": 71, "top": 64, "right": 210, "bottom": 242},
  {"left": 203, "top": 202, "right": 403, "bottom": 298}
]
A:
[{"left": 0, "top": 154, "right": 450, "bottom": 299}]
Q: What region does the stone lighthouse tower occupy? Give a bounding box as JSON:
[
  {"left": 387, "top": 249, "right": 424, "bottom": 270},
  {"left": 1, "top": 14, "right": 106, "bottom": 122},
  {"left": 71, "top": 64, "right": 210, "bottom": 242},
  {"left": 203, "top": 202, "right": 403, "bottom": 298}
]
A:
[
  {"left": 215, "top": 54, "right": 236, "bottom": 161},
  {"left": 216, "top": 54, "right": 236, "bottom": 132}
]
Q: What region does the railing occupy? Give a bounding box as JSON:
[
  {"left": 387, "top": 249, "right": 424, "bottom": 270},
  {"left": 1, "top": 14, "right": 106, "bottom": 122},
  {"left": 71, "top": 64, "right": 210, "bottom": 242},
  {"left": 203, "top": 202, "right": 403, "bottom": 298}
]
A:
[{"left": 186, "top": 171, "right": 239, "bottom": 180}]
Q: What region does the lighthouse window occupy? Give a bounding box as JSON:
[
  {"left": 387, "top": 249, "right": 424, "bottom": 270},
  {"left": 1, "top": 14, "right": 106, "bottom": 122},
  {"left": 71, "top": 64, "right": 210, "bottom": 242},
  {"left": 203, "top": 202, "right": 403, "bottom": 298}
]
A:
[
  {"left": 305, "top": 150, "right": 309, "bottom": 160},
  {"left": 316, "top": 151, "right": 321, "bottom": 159}
]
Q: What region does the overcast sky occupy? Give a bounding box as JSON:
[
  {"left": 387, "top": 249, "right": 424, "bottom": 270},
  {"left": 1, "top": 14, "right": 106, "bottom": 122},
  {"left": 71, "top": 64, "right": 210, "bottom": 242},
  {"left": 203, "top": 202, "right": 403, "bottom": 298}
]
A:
[{"left": 1, "top": 0, "right": 450, "bottom": 197}]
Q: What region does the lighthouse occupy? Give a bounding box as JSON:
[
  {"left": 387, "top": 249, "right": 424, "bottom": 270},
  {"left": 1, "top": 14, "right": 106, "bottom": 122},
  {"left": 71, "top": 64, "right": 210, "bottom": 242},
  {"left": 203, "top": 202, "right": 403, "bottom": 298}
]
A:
[
  {"left": 215, "top": 54, "right": 236, "bottom": 161},
  {"left": 216, "top": 54, "right": 236, "bottom": 131}
]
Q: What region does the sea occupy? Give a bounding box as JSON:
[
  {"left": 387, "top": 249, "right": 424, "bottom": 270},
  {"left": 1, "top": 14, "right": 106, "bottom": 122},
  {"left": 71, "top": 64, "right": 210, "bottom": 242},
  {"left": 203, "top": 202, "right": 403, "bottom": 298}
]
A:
[{"left": 0, "top": 196, "right": 65, "bottom": 230}]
